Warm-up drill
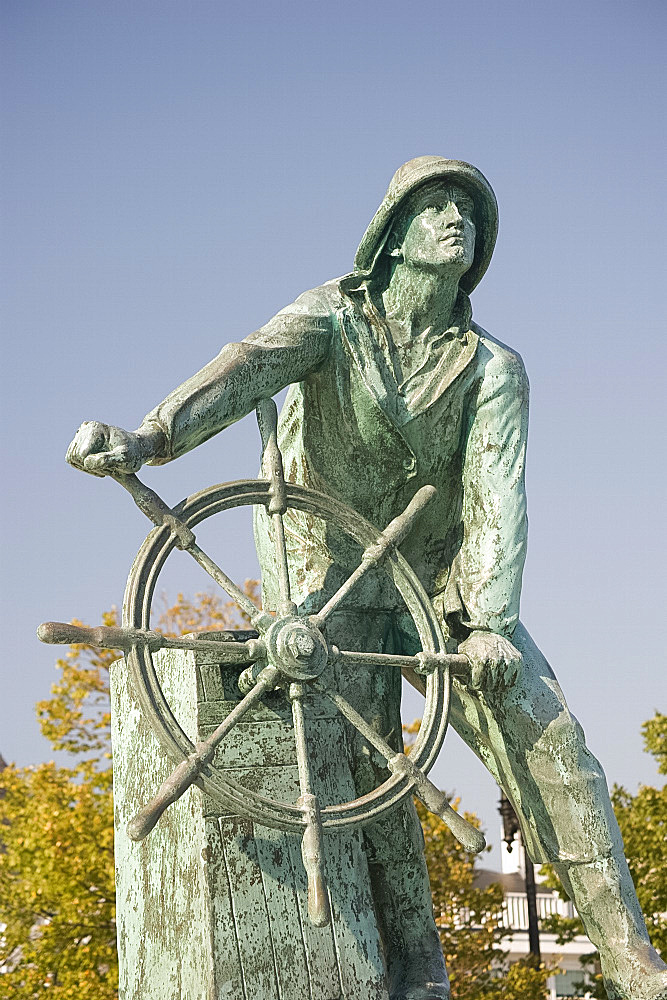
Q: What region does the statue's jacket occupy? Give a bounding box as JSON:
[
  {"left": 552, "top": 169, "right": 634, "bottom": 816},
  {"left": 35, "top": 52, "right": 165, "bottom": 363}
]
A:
[
  {"left": 144, "top": 276, "right": 529, "bottom": 641},
  {"left": 143, "top": 277, "right": 624, "bottom": 866}
]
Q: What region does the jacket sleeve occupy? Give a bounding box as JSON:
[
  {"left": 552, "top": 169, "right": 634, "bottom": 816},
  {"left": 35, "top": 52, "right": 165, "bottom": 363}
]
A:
[
  {"left": 445, "top": 340, "right": 529, "bottom": 638},
  {"left": 138, "top": 288, "right": 333, "bottom": 463}
]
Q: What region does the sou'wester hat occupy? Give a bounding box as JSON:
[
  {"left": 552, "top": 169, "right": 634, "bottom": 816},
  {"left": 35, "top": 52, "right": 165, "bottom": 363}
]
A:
[{"left": 354, "top": 156, "right": 498, "bottom": 294}]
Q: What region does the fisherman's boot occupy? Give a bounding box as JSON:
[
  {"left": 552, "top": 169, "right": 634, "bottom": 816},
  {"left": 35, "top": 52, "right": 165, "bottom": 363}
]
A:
[
  {"left": 368, "top": 852, "right": 450, "bottom": 1000},
  {"left": 554, "top": 854, "right": 667, "bottom": 1000}
]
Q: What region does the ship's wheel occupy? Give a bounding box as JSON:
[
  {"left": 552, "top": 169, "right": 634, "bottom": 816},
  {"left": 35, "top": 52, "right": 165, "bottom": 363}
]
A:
[{"left": 38, "top": 398, "right": 484, "bottom": 927}]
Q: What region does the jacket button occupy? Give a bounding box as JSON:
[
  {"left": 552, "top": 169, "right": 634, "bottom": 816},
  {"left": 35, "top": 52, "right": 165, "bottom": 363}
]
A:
[{"left": 402, "top": 456, "right": 416, "bottom": 472}]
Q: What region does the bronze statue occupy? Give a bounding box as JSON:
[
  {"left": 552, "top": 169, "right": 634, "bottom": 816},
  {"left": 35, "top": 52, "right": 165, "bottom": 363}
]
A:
[{"left": 64, "top": 157, "right": 667, "bottom": 1000}]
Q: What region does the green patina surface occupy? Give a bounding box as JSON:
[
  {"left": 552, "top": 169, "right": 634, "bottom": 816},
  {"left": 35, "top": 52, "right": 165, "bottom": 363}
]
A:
[
  {"left": 111, "top": 635, "right": 388, "bottom": 1000},
  {"left": 60, "top": 157, "right": 667, "bottom": 1000}
]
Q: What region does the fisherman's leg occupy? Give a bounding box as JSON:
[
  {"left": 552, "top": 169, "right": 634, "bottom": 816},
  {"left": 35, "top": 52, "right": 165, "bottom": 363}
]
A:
[
  {"left": 327, "top": 609, "right": 449, "bottom": 1000},
  {"left": 553, "top": 857, "right": 667, "bottom": 1000},
  {"left": 449, "top": 621, "right": 667, "bottom": 1000},
  {"left": 364, "top": 800, "right": 450, "bottom": 1000}
]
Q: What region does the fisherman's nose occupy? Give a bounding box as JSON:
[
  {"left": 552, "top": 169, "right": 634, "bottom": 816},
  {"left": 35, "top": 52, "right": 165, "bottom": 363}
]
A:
[{"left": 444, "top": 203, "right": 463, "bottom": 226}]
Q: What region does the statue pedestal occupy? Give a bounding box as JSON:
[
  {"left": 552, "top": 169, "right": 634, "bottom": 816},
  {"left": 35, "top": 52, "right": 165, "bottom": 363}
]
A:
[{"left": 111, "top": 632, "right": 389, "bottom": 1000}]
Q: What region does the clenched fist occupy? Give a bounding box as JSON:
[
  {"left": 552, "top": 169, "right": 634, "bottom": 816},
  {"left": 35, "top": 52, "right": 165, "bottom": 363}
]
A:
[
  {"left": 65, "top": 421, "right": 165, "bottom": 477},
  {"left": 458, "top": 630, "right": 522, "bottom": 694}
]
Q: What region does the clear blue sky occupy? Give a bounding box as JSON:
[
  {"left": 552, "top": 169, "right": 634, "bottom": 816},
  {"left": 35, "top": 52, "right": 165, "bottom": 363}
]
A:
[{"left": 2, "top": 0, "right": 665, "bottom": 862}]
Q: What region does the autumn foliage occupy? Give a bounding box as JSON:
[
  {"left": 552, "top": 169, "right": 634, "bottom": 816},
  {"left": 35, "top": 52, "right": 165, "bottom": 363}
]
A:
[
  {"left": 612, "top": 713, "right": 667, "bottom": 956},
  {"left": 0, "top": 609, "right": 120, "bottom": 996},
  {"left": 404, "top": 720, "right": 555, "bottom": 999},
  {"left": 419, "top": 799, "right": 556, "bottom": 998},
  {"left": 0, "top": 762, "right": 116, "bottom": 998},
  {"left": 0, "top": 590, "right": 254, "bottom": 997}
]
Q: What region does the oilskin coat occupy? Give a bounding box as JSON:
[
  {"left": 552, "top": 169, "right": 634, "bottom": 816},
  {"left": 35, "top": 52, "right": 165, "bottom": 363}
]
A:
[
  {"left": 253, "top": 278, "right": 527, "bottom": 640},
  {"left": 143, "top": 276, "right": 623, "bottom": 866}
]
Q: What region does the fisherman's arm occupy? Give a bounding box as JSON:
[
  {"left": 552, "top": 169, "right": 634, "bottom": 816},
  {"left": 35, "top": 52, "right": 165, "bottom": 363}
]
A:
[
  {"left": 446, "top": 340, "right": 529, "bottom": 691},
  {"left": 66, "top": 291, "right": 333, "bottom": 475}
]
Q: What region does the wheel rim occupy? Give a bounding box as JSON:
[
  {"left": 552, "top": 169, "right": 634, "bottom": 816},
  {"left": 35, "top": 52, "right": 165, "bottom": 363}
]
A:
[{"left": 123, "top": 479, "right": 451, "bottom": 833}]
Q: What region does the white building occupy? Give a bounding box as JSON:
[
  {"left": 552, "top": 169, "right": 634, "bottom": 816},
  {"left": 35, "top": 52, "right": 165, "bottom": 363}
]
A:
[{"left": 474, "top": 829, "right": 596, "bottom": 998}]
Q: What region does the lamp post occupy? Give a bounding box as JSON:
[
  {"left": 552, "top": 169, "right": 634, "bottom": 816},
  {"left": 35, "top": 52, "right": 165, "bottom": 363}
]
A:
[{"left": 499, "top": 790, "right": 541, "bottom": 961}]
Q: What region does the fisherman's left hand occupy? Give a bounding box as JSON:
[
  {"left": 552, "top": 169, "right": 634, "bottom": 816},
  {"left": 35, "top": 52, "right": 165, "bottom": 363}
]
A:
[{"left": 459, "top": 630, "right": 522, "bottom": 694}]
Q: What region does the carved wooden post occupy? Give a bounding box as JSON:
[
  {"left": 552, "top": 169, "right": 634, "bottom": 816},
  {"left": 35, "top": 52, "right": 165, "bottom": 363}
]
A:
[{"left": 111, "top": 633, "right": 389, "bottom": 1000}]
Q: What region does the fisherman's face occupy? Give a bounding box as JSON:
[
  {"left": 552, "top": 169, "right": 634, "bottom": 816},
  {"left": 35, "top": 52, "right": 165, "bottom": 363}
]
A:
[{"left": 394, "top": 183, "right": 476, "bottom": 276}]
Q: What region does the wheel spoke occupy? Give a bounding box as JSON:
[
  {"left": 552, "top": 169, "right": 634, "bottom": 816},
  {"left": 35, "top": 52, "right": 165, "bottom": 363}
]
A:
[
  {"left": 312, "top": 486, "right": 436, "bottom": 624},
  {"left": 272, "top": 516, "right": 296, "bottom": 616},
  {"left": 112, "top": 472, "right": 272, "bottom": 630},
  {"left": 113, "top": 472, "right": 196, "bottom": 550},
  {"left": 333, "top": 649, "right": 421, "bottom": 671},
  {"left": 188, "top": 542, "right": 272, "bottom": 631},
  {"left": 290, "top": 684, "right": 316, "bottom": 796},
  {"left": 314, "top": 684, "right": 394, "bottom": 761},
  {"left": 257, "top": 398, "right": 297, "bottom": 617},
  {"left": 127, "top": 665, "right": 279, "bottom": 841},
  {"left": 201, "top": 664, "right": 279, "bottom": 752},
  {"left": 289, "top": 683, "right": 330, "bottom": 927},
  {"left": 332, "top": 648, "right": 469, "bottom": 675},
  {"left": 37, "top": 620, "right": 265, "bottom": 664},
  {"left": 315, "top": 682, "right": 485, "bottom": 853},
  {"left": 387, "top": 753, "right": 487, "bottom": 854}
]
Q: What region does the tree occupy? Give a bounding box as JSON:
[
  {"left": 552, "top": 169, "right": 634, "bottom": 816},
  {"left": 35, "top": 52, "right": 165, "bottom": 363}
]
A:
[
  {"left": 0, "top": 589, "right": 255, "bottom": 998},
  {"left": 0, "top": 761, "right": 116, "bottom": 998},
  {"left": 613, "top": 712, "right": 667, "bottom": 956},
  {"left": 404, "top": 719, "right": 555, "bottom": 999},
  {"left": 0, "top": 610, "right": 120, "bottom": 997},
  {"left": 417, "top": 800, "right": 555, "bottom": 999},
  {"left": 155, "top": 583, "right": 260, "bottom": 638}
]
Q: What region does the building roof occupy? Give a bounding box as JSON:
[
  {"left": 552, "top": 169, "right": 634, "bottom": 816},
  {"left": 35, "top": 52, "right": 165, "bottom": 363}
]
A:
[{"left": 474, "top": 867, "right": 554, "bottom": 894}]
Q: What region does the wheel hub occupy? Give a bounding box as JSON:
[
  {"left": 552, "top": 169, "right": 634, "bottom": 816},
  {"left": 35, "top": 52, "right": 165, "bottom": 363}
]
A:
[{"left": 266, "top": 617, "right": 328, "bottom": 681}]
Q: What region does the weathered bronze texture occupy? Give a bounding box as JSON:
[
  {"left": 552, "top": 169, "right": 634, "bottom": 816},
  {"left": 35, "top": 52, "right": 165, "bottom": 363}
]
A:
[
  {"left": 43, "top": 399, "right": 481, "bottom": 946},
  {"left": 44, "top": 156, "right": 667, "bottom": 1000}
]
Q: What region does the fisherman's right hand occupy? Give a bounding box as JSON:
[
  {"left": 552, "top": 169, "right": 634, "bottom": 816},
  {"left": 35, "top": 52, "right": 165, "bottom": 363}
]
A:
[{"left": 66, "top": 421, "right": 160, "bottom": 477}]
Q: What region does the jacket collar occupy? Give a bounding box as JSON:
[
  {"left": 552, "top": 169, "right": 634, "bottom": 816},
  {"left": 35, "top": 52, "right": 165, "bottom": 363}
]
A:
[{"left": 336, "top": 279, "right": 479, "bottom": 429}]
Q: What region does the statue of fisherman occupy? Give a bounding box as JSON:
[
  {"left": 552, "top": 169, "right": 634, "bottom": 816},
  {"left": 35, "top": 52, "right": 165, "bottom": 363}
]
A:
[{"left": 66, "top": 157, "right": 667, "bottom": 1000}]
